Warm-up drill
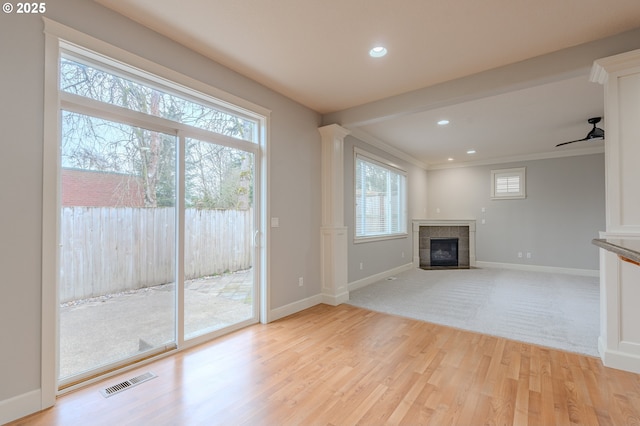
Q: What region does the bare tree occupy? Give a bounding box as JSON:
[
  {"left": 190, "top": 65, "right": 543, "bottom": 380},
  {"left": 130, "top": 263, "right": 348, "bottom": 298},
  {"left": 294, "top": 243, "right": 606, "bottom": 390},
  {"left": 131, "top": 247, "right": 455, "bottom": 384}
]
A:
[{"left": 60, "top": 57, "right": 253, "bottom": 209}]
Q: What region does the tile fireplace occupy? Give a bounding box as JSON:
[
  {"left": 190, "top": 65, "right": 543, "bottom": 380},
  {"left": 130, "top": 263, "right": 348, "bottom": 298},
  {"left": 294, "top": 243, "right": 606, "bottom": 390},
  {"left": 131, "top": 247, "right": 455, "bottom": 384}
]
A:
[{"left": 412, "top": 219, "right": 476, "bottom": 269}]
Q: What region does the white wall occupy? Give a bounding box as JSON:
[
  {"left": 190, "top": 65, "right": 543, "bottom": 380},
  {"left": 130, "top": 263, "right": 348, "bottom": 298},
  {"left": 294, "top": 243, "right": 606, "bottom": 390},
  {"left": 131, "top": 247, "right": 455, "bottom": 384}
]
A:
[
  {"left": 427, "top": 154, "right": 605, "bottom": 270},
  {"left": 0, "top": 0, "right": 321, "bottom": 419}
]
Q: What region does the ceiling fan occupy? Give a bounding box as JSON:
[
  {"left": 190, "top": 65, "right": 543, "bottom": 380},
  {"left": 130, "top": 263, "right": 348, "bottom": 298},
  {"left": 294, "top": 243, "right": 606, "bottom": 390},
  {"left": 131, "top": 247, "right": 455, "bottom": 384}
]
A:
[{"left": 555, "top": 117, "right": 605, "bottom": 147}]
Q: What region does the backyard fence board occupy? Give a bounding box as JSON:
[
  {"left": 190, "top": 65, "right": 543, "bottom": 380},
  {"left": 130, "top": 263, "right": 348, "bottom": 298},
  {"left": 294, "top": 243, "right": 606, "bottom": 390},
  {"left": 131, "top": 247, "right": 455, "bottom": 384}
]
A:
[{"left": 60, "top": 207, "right": 253, "bottom": 302}]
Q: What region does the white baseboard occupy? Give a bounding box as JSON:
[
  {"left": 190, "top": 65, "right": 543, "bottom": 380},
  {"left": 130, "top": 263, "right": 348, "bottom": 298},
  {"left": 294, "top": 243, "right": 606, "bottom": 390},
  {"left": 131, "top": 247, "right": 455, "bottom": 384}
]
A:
[
  {"left": 476, "top": 261, "right": 599, "bottom": 277},
  {"left": 268, "top": 263, "right": 415, "bottom": 322},
  {"left": 598, "top": 336, "right": 606, "bottom": 359},
  {"left": 600, "top": 345, "right": 640, "bottom": 374},
  {"left": 322, "top": 291, "right": 349, "bottom": 306},
  {"left": 0, "top": 389, "right": 42, "bottom": 424},
  {"left": 268, "top": 294, "right": 323, "bottom": 322},
  {"left": 348, "top": 262, "right": 414, "bottom": 292}
]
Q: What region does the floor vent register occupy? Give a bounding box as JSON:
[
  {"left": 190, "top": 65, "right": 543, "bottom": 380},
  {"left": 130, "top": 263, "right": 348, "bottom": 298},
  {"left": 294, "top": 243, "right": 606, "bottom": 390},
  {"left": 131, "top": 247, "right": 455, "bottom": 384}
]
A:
[{"left": 100, "top": 372, "right": 157, "bottom": 398}]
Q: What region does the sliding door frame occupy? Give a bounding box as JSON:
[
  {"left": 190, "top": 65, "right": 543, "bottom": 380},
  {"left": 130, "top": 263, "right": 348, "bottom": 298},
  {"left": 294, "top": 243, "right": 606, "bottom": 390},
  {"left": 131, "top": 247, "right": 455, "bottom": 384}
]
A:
[{"left": 42, "top": 17, "right": 270, "bottom": 407}]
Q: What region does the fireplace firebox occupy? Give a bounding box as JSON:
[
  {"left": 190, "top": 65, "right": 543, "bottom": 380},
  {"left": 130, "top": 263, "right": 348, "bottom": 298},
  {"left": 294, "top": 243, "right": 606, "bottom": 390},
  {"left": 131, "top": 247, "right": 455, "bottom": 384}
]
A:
[{"left": 430, "top": 238, "right": 459, "bottom": 267}]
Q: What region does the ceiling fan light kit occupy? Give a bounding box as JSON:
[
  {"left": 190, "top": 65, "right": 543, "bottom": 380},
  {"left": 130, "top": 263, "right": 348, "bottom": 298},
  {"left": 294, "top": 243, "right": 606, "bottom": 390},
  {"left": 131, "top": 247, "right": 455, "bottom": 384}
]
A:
[{"left": 556, "top": 117, "right": 605, "bottom": 147}]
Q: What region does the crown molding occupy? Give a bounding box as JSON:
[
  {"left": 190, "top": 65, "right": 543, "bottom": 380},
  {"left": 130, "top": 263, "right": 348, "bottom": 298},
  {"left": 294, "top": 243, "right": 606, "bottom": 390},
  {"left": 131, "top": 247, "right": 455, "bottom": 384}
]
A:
[
  {"left": 347, "top": 128, "right": 428, "bottom": 170},
  {"left": 591, "top": 48, "right": 640, "bottom": 84}
]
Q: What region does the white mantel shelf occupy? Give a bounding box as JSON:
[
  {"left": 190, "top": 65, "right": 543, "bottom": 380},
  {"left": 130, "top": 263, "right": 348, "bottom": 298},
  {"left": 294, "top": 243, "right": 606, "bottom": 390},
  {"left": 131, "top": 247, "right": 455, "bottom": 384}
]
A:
[
  {"left": 412, "top": 219, "right": 477, "bottom": 268},
  {"left": 412, "top": 219, "right": 477, "bottom": 230}
]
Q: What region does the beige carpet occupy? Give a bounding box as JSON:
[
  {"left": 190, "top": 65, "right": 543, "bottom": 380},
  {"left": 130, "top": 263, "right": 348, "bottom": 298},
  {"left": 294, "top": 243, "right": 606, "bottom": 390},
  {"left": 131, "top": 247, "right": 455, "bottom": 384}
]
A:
[{"left": 347, "top": 267, "right": 599, "bottom": 356}]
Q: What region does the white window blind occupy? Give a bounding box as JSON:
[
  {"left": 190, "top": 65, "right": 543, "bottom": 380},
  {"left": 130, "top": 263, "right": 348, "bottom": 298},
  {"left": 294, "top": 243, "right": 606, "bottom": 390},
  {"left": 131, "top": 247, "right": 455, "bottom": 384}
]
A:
[
  {"left": 491, "top": 167, "right": 526, "bottom": 199},
  {"left": 355, "top": 150, "right": 407, "bottom": 240},
  {"left": 496, "top": 175, "right": 520, "bottom": 193}
]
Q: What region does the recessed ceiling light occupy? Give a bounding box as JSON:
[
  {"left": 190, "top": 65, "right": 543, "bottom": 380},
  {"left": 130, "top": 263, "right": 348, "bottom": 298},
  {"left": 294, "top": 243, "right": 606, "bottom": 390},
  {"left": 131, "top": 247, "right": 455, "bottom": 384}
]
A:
[
  {"left": 467, "top": 150, "right": 476, "bottom": 154},
  {"left": 369, "top": 46, "right": 387, "bottom": 58},
  {"left": 438, "top": 120, "right": 450, "bottom": 126},
  {"left": 448, "top": 157, "right": 454, "bottom": 161}
]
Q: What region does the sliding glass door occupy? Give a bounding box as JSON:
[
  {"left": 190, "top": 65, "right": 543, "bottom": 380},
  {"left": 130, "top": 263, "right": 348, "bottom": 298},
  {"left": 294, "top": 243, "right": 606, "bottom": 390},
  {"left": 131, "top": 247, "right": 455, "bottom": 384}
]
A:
[
  {"left": 59, "top": 113, "right": 177, "bottom": 379},
  {"left": 57, "top": 49, "right": 262, "bottom": 385},
  {"left": 184, "top": 139, "right": 255, "bottom": 339}
]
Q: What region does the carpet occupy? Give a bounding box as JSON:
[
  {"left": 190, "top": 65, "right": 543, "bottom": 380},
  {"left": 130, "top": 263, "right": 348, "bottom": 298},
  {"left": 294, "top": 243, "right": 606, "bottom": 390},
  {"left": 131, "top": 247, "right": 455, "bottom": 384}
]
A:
[{"left": 347, "top": 267, "right": 600, "bottom": 356}]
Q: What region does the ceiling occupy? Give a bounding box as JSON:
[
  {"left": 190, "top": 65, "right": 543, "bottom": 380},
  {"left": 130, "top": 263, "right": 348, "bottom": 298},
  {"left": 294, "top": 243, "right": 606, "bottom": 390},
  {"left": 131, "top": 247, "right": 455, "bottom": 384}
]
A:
[{"left": 97, "top": 0, "right": 640, "bottom": 167}]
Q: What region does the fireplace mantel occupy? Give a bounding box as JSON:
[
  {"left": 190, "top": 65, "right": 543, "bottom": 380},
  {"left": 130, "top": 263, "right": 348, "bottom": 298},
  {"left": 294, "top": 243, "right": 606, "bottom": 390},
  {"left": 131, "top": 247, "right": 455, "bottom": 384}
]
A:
[{"left": 412, "top": 219, "right": 476, "bottom": 268}]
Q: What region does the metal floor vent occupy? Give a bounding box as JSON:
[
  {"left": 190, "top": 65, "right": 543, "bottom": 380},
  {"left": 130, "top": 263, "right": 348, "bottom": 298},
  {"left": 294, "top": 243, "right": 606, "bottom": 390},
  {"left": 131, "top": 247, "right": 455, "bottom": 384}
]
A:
[{"left": 100, "top": 372, "right": 157, "bottom": 398}]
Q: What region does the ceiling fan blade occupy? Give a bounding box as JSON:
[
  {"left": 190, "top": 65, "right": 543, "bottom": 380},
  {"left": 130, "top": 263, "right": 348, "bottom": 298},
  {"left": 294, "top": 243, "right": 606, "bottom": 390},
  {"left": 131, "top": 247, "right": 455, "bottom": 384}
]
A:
[
  {"left": 556, "top": 117, "right": 605, "bottom": 148},
  {"left": 555, "top": 138, "right": 588, "bottom": 147}
]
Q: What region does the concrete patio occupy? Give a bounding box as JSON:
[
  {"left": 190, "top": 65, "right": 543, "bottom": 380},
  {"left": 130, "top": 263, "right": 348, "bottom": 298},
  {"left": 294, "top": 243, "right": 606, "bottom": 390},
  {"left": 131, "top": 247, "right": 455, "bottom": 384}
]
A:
[{"left": 59, "top": 269, "right": 254, "bottom": 379}]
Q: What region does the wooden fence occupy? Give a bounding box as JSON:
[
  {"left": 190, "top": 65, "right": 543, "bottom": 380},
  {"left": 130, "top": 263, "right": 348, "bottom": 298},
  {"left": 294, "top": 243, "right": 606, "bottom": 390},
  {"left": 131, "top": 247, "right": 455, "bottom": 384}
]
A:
[{"left": 60, "top": 207, "right": 253, "bottom": 302}]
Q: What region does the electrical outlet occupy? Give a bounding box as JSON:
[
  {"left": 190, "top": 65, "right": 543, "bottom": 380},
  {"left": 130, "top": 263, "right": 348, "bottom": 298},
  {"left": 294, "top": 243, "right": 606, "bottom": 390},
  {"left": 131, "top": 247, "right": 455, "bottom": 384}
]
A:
[
  {"left": 518, "top": 252, "right": 523, "bottom": 258},
  {"left": 298, "top": 277, "right": 304, "bottom": 287},
  {"left": 359, "top": 262, "right": 363, "bottom": 270},
  {"left": 401, "top": 252, "right": 405, "bottom": 258},
  {"left": 526, "top": 252, "right": 532, "bottom": 259}
]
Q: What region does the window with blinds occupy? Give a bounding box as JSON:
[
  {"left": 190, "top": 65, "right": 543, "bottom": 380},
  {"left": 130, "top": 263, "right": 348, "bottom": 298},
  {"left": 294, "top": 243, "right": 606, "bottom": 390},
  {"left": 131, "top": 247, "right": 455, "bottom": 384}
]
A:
[
  {"left": 354, "top": 149, "right": 407, "bottom": 241},
  {"left": 491, "top": 167, "right": 526, "bottom": 199}
]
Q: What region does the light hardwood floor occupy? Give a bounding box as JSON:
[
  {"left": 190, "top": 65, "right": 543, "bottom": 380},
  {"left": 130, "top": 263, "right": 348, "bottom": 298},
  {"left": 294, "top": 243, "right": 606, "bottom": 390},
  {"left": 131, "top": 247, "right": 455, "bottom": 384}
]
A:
[{"left": 11, "top": 304, "right": 640, "bottom": 425}]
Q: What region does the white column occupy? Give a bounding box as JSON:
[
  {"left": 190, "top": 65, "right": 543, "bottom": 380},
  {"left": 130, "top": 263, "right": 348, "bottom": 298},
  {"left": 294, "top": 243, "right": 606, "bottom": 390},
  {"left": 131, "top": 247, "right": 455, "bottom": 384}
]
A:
[
  {"left": 591, "top": 48, "right": 640, "bottom": 373},
  {"left": 318, "top": 124, "right": 350, "bottom": 305}
]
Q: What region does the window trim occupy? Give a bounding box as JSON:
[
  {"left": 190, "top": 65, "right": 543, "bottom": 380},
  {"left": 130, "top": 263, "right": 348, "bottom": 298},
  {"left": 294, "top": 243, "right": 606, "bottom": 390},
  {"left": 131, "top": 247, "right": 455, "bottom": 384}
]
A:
[
  {"left": 353, "top": 147, "right": 408, "bottom": 243},
  {"left": 491, "top": 167, "right": 526, "bottom": 200}
]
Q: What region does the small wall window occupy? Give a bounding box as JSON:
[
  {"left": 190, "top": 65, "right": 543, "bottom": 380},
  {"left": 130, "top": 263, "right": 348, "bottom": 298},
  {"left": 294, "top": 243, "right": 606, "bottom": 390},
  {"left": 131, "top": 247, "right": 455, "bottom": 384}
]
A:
[{"left": 491, "top": 167, "right": 526, "bottom": 200}]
